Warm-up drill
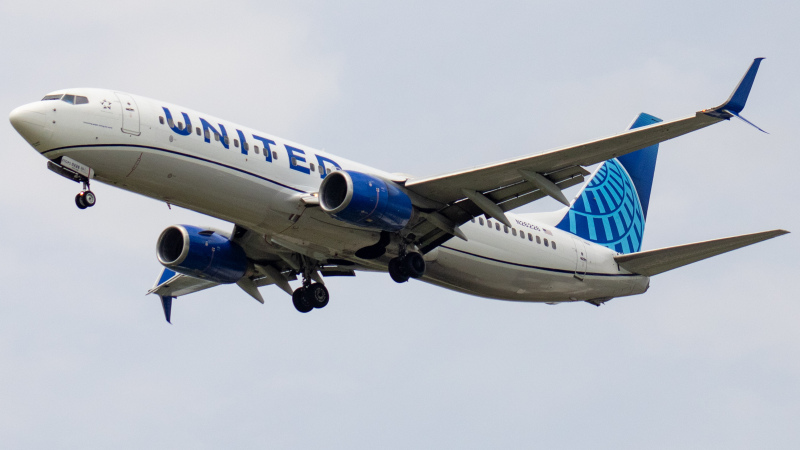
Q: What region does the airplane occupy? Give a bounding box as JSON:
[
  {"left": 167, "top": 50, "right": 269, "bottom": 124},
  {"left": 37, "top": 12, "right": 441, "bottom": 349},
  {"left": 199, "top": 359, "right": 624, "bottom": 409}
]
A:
[{"left": 9, "top": 58, "right": 788, "bottom": 322}]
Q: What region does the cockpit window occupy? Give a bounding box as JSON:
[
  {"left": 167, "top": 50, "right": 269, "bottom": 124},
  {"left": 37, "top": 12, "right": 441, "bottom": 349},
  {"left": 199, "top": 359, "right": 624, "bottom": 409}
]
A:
[
  {"left": 75, "top": 96, "right": 89, "bottom": 104},
  {"left": 62, "top": 94, "right": 75, "bottom": 104},
  {"left": 42, "top": 94, "right": 63, "bottom": 101}
]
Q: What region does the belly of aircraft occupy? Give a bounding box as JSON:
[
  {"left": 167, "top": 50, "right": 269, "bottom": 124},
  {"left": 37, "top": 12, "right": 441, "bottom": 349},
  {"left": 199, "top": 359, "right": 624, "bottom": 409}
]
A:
[
  {"left": 45, "top": 145, "right": 290, "bottom": 231},
  {"left": 423, "top": 246, "right": 649, "bottom": 303}
]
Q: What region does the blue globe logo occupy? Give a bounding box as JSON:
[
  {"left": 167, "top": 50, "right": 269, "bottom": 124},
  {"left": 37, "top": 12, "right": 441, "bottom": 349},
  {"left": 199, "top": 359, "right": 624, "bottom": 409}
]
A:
[{"left": 556, "top": 159, "right": 645, "bottom": 254}]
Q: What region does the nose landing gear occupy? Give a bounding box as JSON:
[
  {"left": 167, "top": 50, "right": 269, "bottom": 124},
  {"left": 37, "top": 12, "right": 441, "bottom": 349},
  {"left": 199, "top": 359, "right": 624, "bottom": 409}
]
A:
[{"left": 74, "top": 181, "right": 96, "bottom": 209}]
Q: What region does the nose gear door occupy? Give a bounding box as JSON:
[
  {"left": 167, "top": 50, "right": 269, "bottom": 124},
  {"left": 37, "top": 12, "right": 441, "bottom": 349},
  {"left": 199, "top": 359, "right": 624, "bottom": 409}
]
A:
[{"left": 114, "top": 92, "right": 140, "bottom": 136}]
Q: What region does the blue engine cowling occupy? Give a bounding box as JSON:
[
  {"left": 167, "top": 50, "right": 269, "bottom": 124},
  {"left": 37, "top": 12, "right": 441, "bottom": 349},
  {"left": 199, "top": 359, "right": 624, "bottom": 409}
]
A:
[
  {"left": 156, "top": 225, "right": 249, "bottom": 284},
  {"left": 319, "top": 171, "right": 414, "bottom": 231}
]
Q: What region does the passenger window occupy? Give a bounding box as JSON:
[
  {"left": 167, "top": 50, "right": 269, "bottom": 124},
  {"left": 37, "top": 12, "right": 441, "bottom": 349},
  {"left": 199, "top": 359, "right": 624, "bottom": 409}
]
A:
[
  {"left": 479, "top": 218, "right": 484, "bottom": 226},
  {"left": 470, "top": 218, "right": 475, "bottom": 223},
  {"left": 544, "top": 238, "right": 549, "bottom": 247},
  {"left": 319, "top": 165, "right": 325, "bottom": 174},
  {"left": 254, "top": 146, "right": 260, "bottom": 154},
  {"left": 536, "top": 236, "right": 541, "bottom": 244},
  {"left": 75, "top": 96, "right": 89, "bottom": 104},
  {"left": 196, "top": 127, "right": 201, "bottom": 136},
  {"left": 273, "top": 151, "right": 278, "bottom": 160},
  {"left": 177, "top": 121, "right": 184, "bottom": 130},
  {"left": 520, "top": 232, "right": 525, "bottom": 239},
  {"left": 486, "top": 220, "right": 492, "bottom": 228},
  {"left": 528, "top": 233, "right": 533, "bottom": 241},
  {"left": 244, "top": 142, "right": 249, "bottom": 151},
  {"left": 224, "top": 136, "right": 230, "bottom": 145},
  {"left": 309, "top": 163, "right": 316, "bottom": 172},
  {"left": 495, "top": 223, "right": 500, "bottom": 231},
  {"left": 504, "top": 226, "right": 509, "bottom": 234},
  {"left": 552, "top": 241, "right": 557, "bottom": 250},
  {"left": 159, "top": 116, "right": 165, "bottom": 125},
  {"left": 168, "top": 118, "right": 176, "bottom": 128},
  {"left": 62, "top": 94, "right": 75, "bottom": 104},
  {"left": 234, "top": 139, "right": 239, "bottom": 148},
  {"left": 327, "top": 168, "right": 332, "bottom": 174},
  {"left": 214, "top": 132, "right": 220, "bottom": 141},
  {"left": 291, "top": 157, "right": 297, "bottom": 166},
  {"left": 512, "top": 228, "right": 517, "bottom": 236}
]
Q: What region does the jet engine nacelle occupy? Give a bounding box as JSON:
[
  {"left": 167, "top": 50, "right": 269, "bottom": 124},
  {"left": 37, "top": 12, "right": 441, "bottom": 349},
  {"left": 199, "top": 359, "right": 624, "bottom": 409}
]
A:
[
  {"left": 319, "top": 170, "right": 413, "bottom": 232},
  {"left": 156, "top": 225, "right": 248, "bottom": 284}
]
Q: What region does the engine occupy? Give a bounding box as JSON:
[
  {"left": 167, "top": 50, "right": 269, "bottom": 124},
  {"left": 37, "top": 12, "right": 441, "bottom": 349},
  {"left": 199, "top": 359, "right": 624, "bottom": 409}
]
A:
[
  {"left": 318, "top": 170, "right": 413, "bottom": 231},
  {"left": 156, "top": 225, "right": 249, "bottom": 284}
]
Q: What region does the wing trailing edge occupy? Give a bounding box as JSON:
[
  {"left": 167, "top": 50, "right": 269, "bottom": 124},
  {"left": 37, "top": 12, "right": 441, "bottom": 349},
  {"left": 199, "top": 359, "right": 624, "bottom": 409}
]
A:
[{"left": 614, "top": 229, "right": 789, "bottom": 276}]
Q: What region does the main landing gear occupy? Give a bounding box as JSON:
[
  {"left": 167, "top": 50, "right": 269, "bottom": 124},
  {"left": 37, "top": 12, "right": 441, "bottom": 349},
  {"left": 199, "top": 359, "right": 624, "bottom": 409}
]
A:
[
  {"left": 292, "top": 265, "right": 330, "bottom": 313},
  {"left": 75, "top": 181, "right": 96, "bottom": 210},
  {"left": 388, "top": 251, "right": 425, "bottom": 283}
]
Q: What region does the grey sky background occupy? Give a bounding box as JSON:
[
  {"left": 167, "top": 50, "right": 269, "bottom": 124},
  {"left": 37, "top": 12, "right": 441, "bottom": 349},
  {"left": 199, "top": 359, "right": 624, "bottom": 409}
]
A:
[{"left": 1, "top": 1, "right": 798, "bottom": 448}]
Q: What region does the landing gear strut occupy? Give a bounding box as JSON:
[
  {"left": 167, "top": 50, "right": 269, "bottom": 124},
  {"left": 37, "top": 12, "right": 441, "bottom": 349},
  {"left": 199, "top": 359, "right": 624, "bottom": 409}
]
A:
[
  {"left": 388, "top": 250, "right": 426, "bottom": 283},
  {"left": 75, "top": 181, "right": 96, "bottom": 210},
  {"left": 292, "top": 263, "right": 330, "bottom": 313}
]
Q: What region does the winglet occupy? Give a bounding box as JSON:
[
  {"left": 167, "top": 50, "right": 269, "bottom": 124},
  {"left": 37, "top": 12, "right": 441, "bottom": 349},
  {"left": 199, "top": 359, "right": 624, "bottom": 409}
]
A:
[
  {"left": 705, "top": 58, "right": 767, "bottom": 132},
  {"left": 159, "top": 295, "right": 173, "bottom": 324},
  {"left": 718, "top": 57, "right": 764, "bottom": 114}
]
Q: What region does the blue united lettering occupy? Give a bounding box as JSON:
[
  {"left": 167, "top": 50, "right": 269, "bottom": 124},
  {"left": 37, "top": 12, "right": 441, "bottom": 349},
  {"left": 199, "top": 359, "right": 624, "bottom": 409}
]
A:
[{"left": 163, "top": 106, "right": 339, "bottom": 177}]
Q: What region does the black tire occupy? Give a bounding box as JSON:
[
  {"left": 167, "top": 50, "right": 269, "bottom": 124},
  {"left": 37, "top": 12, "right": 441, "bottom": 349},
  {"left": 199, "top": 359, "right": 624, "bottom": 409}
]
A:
[
  {"left": 305, "top": 283, "right": 329, "bottom": 309},
  {"left": 292, "top": 288, "right": 313, "bottom": 313},
  {"left": 402, "top": 252, "right": 426, "bottom": 279},
  {"left": 388, "top": 257, "right": 409, "bottom": 283},
  {"left": 82, "top": 190, "right": 96, "bottom": 207},
  {"left": 75, "top": 193, "right": 87, "bottom": 209}
]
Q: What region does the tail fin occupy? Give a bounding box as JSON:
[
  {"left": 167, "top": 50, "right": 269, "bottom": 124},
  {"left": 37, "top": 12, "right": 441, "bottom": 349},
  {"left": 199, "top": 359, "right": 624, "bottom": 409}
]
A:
[{"left": 555, "top": 113, "right": 662, "bottom": 254}]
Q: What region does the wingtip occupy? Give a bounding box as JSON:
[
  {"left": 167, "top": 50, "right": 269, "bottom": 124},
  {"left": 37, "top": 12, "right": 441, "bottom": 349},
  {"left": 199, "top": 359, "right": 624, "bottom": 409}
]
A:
[
  {"left": 710, "top": 58, "right": 765, "bottom": 116},
  {"left": 160, "top": 295, "right": 173, "bottom": 324}
]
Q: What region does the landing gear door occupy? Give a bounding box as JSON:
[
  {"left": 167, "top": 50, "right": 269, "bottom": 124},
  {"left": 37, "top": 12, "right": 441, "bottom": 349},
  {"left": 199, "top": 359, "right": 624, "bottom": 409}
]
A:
[
  {"left": 573, "top": 238, "right": 588, "bottom": 280},
  {"left": 114, "top": 92, "right": 141, "bottom": 136}
]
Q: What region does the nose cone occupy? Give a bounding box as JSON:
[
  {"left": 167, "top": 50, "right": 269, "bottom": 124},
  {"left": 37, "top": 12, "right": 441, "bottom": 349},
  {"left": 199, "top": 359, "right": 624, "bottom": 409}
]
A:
[{"left": 10, "top": 104, "right": 52, "bottom": 148}]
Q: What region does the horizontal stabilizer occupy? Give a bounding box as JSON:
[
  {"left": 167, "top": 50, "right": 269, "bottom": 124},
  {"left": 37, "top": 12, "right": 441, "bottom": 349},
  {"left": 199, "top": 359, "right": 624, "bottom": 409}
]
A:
[{"left": 614, "top": 229, "right": 789, "bottom": 276}]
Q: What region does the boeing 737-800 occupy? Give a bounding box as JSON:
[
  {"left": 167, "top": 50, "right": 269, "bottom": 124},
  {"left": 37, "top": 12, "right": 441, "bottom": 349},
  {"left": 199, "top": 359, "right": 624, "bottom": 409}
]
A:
[{"left": 9, "top": 58, "right": 788, "bottom": 322}]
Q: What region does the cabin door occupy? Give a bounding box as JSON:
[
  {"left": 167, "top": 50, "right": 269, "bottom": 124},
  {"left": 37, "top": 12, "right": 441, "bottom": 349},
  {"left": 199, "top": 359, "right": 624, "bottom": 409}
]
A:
[
  {"left": 114, "top": 92, "right": 141, "bottom": 136},
  {"left": 573, "top": 239, "right": 588, "bottom": 280}
]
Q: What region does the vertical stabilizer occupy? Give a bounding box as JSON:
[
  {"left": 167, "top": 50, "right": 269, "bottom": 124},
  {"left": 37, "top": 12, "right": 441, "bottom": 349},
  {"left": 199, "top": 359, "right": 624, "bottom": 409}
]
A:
[
  {"left": 555, "top": 113, "right": 662, "bottom": 254},
  {"left": 618, "top": 113, "right": 661, "bottom": 219}
]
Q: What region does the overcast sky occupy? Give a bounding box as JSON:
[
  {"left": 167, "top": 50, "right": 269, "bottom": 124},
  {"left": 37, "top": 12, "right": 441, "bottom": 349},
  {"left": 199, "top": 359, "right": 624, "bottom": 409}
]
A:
[{"left": 1, "top": 1, "right": 798, "bottom": 448}]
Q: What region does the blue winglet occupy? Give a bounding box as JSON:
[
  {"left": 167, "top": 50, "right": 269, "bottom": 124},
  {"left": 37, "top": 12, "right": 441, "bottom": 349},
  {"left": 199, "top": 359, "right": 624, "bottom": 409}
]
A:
[
  {"left": 718, "top": 58, "right": 764, "bottom": 114},
  {"left": 705, "top": 58, "right": 767, "bottom": 133},
  {"left": 159, "top": 295, "right": 173, "bottom": 324}
]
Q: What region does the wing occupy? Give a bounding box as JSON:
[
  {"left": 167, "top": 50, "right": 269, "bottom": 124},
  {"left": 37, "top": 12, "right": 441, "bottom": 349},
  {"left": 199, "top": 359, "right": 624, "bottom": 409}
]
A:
[
  {"left": 401, "top": 58, "right": 765, "bottom": 253},
  {"left": 147, "top": 224, "right": 357, "bottom": 322}
]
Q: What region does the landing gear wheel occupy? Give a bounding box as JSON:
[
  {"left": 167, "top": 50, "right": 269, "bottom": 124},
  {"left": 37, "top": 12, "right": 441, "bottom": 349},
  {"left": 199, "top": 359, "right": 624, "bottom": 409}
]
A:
[
  {"left": 75, "top": 193, "right": 87, "bottom": 209},
  {"left": 82, "top": 190, "right": 96, "bottom": 207},
  {"left": 388, "top": 257, "right": 410, "bottom": 283},
  {"left": 401, "top": 252, "right": 426, "bottom": 279},
  {"left": 305, "top": 283, "right": 329, "bottom": 309},
  {"left": 292, "top": 288, "right": 313, "bottom": 313}
]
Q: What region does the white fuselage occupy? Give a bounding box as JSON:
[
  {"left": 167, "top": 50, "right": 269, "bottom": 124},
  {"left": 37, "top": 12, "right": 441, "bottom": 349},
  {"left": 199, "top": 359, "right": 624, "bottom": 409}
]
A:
[{"left": 12, "top": 88, "right": 650, "bottom": 304}]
